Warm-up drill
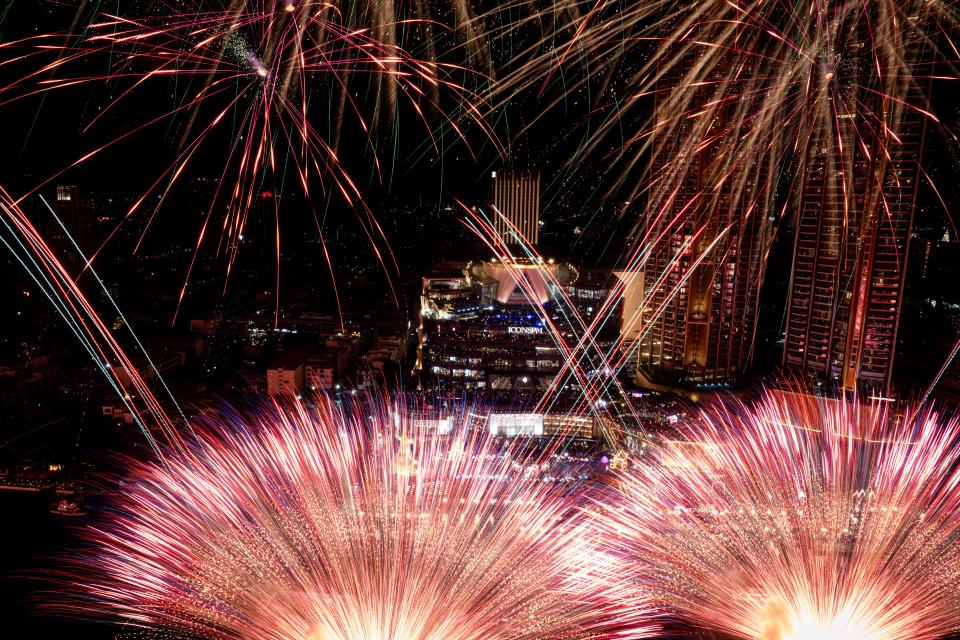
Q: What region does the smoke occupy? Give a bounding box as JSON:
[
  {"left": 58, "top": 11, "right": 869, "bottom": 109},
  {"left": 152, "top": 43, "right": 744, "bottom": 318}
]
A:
[{"left": 758, "top": 599, "right": 794, "bottom": 640}]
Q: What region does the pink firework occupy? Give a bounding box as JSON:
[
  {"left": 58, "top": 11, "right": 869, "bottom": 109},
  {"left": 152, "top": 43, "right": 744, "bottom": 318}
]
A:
[
  {"left": 59, "top": 397, "right": 656, "bottom": 640},
  {"left": 587, "top": 390, "right": 960, "bottom": 640},
  {"left": 2, "top": 1, "right": 493, "bottom": 318}
]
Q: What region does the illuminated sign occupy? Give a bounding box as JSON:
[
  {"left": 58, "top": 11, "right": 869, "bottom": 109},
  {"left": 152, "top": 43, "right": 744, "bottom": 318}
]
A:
[{"left": 507, "top": 326, "right": 544, "bottom": 335}]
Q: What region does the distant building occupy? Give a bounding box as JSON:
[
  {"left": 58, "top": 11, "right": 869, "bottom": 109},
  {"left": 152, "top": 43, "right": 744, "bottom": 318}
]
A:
[
  {"left": 305, "top": 351, "right": 337, "bottom": 391},
  {"left": 266, "top": 346, "right": 315, "bottom": 396},
  {"left": 44, "top": 185, "right": 96, "bottom": 270},
  {"left": 156, "top": 335, "right": 205, "bottom": 362},
  {"left": 113, "top": 352, "right": 185, "bottom": 388},
  {"left": 362, "top": 335, "right": 406, "bottom": 387},
  {"left": 354, "top": 363, "right": 377, "bottom": 389},
  {"left": 483, "top": 412, "right": 597, "bottom": 439},
  {"left": 101, "top": 401, "right": 135, "bottom": 425},
  {"left": 491, "top": 170, "right": 540, "bottom": 246},
  {"left": 197, "top": 301, "right": 243, "bottom": 377},
  {"left": 323, "top": 333, "right": 367, "bottom": 376},
  {"left": 265, "top": 333, "right": 374, "bottom": 394}
]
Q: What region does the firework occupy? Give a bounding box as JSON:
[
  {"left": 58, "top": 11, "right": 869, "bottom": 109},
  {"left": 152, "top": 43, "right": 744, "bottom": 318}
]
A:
[
  {"left": 453, "top": 199, "right": 734, "bottom": 444},
  {"left": 488, "top": 0, "right": 960, "bottom": 390},
  {"left": 503, "top": 0, "right": 955, "bottom": 204},
  {"left": 586, "top": 389, "right": 960, "bottom": 640},
  {"left": 0, "top": 188, "right": 182, "bottom": 452},
  {"left": 58, "top": 396, "right": 654, "bottom": 639},
  {"left": 1, "top": 1, "right": 494, "bottom": 318}
]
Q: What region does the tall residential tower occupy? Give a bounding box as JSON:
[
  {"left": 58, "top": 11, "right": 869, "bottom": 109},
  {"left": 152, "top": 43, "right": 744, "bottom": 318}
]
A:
[
  {"left": 782, "top": 19, "right": 927, "bottom": 393},
  {"left": 634, "top": 49, "right": 774, "bottom": 387}
]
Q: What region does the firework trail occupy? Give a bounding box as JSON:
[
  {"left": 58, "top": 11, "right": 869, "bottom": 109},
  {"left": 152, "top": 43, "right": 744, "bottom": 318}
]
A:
[
  {"left": 587, "top": 389, "right": 960, "bottom": 640},
  {"left": 454, "top": 199, "right": 735, "bottom": 445},
  {"left": 1, "top": 1, "right": 496, "bottom": 319},
  {"left": 500, "top": 0, "right": 956, "bottom": 206},
  {"left": 54, "top": 396, "right": 655, "bottom": 640},
  {"left": 0, "top": 188, "right": 183, "bottom": 454}
]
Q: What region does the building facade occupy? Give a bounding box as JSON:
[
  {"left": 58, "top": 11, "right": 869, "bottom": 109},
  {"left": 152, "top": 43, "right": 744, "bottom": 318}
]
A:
[
  {"left": 266, "top": 345, "right": 314, "bottom": 396},
  {"left": 44, "top": 185, "right": 96, "bottom": 271},
  {"left": 783, "top": 20, "right": 927, "bottom": 392},
  {"left": 418, "top": 259, "right": 620, "bottom": 396},
  {"left": 491, "top": 170, "right": 541, "bottom": 246},
  {"left": 634, "top": 47, "right": 774, "bottom": 387}
]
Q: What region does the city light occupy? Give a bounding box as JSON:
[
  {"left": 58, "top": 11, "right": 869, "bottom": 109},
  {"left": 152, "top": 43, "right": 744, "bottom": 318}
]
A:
[{"left": 0, "top": 0, "right": 959, "bottom": 637}]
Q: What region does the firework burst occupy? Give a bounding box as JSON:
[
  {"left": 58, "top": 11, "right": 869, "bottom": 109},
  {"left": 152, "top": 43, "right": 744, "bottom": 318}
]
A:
[
  {"left": 59, "top": 396, "right": 654, "bottom": 640},
  {"left": 503, "top": 0, "right": 957, "bottom": 205},
  {"left": 1, "top": 1, "right": 494, "bottom": 318},
  {"left": 588, "top": 390, "right": 960, "bottom": 640}
]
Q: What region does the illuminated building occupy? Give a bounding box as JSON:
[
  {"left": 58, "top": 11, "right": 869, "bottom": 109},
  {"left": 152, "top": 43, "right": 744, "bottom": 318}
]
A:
[
  {"left": 491, "top": 170, "right": 540, "bottom": 245},
  {"left": 417, "top": 257, "right": 611, "bottom": 441},
  {"left": 783, "top": 25, "right": 928, "bottom": 392},
  {"left": 483, "top": 412, "right": 597, "bottom": 439},
  {"left": 266, "top": 346, "right": 314, "bottom": 396},
  {"left": 418, "top": 258, "right": 619, "bottom": 395},
  {"left": 199, "top": 300, "right": 242, "bottom": 377},
  {"left": 615, "top": 270, "right": 645, "bottom": 372},
  {"left": 305, "top": 352, "right": 337, "bottom": 391},
  {"left": 635, "top": 48, "right": 774, "bottom": 388}
]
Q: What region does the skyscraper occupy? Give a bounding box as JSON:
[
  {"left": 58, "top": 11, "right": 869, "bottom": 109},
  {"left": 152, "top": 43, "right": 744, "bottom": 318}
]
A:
[
  {"left": 782, "top": 22, "right": 927, "bottom": 393},
  {"left": 45, "top": 185, "right": 96, "bottom": 270},
  {"left": 634, "top": 49, "right": 774, "bottom": 387},
  {"left": 491, "top": 170, "right": 540, "bottom": 246}
]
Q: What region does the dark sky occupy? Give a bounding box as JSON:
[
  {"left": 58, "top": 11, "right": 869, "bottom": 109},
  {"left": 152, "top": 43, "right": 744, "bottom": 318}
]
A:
[
  {"left": 0, "top": 2, "right": 499, "bottom": 198},
  {"left": 1, "top": 2, "right": 957, "bottom": 253}
]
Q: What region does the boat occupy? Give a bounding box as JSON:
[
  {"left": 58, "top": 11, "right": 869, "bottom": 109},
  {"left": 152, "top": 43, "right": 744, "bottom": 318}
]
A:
[{"left": 49, "top": 498, "right": 88, "bottom": 517}]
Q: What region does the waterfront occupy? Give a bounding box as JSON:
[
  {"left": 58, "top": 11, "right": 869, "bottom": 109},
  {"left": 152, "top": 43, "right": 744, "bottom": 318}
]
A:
[{"left": 0, "top": 491, "right": 114, "bottom": 638}]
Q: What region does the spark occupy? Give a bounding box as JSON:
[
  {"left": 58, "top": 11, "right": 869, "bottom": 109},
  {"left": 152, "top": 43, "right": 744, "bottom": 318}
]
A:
[
  {"left": 2, "top": 1, "right": 496, "bottom": 320},
  {"left": 586, "top": 389, "right": 960, "bottom": 640},
  {"left": 56, "top": 396, "right": 656, "bottom": 640}
]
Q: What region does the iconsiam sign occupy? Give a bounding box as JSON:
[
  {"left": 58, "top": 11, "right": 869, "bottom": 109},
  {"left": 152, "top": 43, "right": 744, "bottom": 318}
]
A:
[
  {"left": 57, "top": 397, "right": 656, "bottom": 640},
  {"left": 586, "top": 390, "right": 960, "bottom": 640}
]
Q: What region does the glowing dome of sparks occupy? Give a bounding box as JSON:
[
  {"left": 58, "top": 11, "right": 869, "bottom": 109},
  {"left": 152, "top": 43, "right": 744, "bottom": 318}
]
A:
[
  {"left": 59, "top": 398, "right": 654, "bottom": 640},
  {"left": 586, "top": 390, "right": 960, "bottom": 640},
  {"left": 755, "top": 598, "right": 892, "bottom": 640}
]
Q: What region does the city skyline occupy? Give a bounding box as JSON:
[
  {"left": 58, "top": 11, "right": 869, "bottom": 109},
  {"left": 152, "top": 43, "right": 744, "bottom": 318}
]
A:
[{"left": 2, "top": 1, "right": 960, "bottom": 639}]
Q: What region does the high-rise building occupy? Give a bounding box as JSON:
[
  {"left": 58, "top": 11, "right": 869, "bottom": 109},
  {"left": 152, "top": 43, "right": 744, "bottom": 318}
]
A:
[
  {"left": 45, "top": 185, "right": 96, "bottom": 269},
  {"left": 491, "top": 170, "right": 540, "bottom": 245},
  {"left": 634, "top": 50, "right": 774, "bottom": 387},
  {"left": 614, "top": 270, "right": 645, "bottom": 372},
  {"left": 782, "top": 22, "right": 927, "bottom": 393}
]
